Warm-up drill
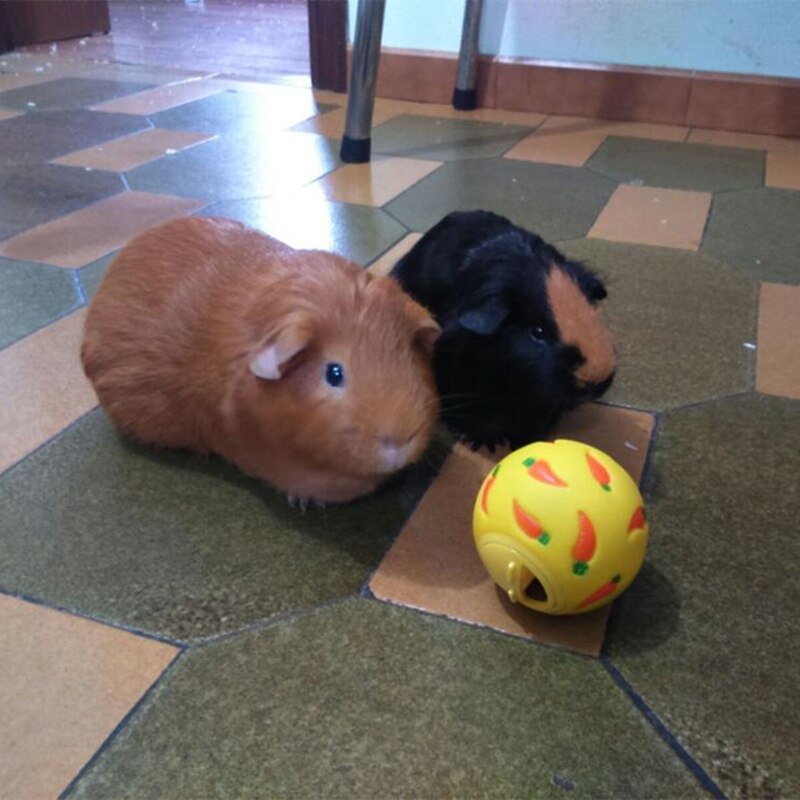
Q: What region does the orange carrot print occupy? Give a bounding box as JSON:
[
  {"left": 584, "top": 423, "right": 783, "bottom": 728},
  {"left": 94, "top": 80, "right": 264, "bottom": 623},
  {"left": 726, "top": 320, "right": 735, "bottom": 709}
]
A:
[
  {"left": 572, "top": 510, "right": 597, "bottom": 563},
  {"left": 578, "top": 575, "right": 621, "bottom": 609},
  {"left": 628, "top": 506, "right": 646, "bottom": 532},
  {"left": 512, "top": 500, "right": 550, "bottom": 544},
  {"left": 523, "top": 457, "right": 567, "bottom": 487},
  {"left": 586, "top": 452, "right": 611, "bottom": 492},
  {"left": 481, "top": 466, "right": 500, "bottom": 514}
]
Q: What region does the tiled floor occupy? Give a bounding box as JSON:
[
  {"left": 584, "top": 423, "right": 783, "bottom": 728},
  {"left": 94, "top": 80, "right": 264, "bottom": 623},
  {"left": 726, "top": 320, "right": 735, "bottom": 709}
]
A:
[{"left": 1, "top": 40, "right": 799, "bottom": 800}]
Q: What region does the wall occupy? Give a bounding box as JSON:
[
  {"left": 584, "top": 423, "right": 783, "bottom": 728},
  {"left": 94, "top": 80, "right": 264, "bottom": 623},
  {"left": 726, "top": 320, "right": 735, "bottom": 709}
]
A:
[{"left": 348, "top": 0, "right": 800, "bottom": 79}]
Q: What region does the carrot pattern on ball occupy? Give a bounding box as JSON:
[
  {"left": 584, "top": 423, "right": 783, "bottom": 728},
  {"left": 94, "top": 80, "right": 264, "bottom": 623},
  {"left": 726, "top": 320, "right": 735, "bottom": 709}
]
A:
[
  {"left": 523, "top": 457, "right": 567, "bottom": 487},
  {"left": 480, "top": 465, "right": 500, "bottom": 514},
  {"left": 586, "top": 452, "right": 611, "bottom": 492},
  {"left": 578, "top": 575, "right": 621, "bottom": 609},
  {"left": 512, "top": 500, "right": 551, "bottom": 545},
  {"left": 628, "top": 505, "right": 646, "bottom": 533},
  {"left": 571, "top": 510, "right": 596, "bottom": 575}
]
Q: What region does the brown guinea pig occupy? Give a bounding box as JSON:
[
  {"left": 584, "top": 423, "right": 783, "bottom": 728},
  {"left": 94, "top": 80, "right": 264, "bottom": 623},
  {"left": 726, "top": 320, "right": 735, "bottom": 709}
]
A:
[{"left": 81, "top": 217, "right": 441, "bottom": 504}]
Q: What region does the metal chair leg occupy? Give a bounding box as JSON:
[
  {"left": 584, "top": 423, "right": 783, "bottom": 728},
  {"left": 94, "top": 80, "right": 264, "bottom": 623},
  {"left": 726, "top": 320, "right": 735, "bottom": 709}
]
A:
[
  {"left": 453, "top": 0, "right": 483, "bottom": 110},
  {"left": 340, "top": 0, "right": 386, "bottom": 163}
]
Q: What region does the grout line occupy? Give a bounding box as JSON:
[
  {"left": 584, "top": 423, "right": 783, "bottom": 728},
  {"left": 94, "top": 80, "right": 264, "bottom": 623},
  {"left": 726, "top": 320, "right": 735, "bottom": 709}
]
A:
[
  {"left": 57, "top": 647, "right": 188, "bottom": 800},
  {"left": 0, "top": 404, "right": 98, "bottom": 481},
  {"left": 0, "top": 300, "right": 84, "bottom": 352},
  {"left": 601, "top": 658, "right": 727, "bottom": 799},
  {"left": 0, "top": 585, "right": 187, "bottom": 649},
  {"left": 191, "top": 594, "right": 353, "bottom": 649}
]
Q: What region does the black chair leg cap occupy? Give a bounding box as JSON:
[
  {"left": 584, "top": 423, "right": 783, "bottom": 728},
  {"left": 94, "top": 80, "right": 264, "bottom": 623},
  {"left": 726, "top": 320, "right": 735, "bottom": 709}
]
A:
[
  {"left": 340, "top": 136, "right": 371, "bottom": 163},
  {"left": 452, "top": 87, "right": 478, "bottom": 111}
]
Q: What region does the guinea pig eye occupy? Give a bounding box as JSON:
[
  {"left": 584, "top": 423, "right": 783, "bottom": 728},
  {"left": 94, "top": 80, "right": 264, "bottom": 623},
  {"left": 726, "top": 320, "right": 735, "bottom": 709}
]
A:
[
  {"left": 325, "top": 362, "right": 345, "bottom": 388},
  {"left": 528, "top": 326, "right": 546, "bottom": 342}
]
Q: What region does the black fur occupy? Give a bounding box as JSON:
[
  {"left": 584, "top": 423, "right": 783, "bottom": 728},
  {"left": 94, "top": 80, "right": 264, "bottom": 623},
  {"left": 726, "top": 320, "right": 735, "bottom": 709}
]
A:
[{"left": 391, "top": 210, "right": 614, "bottom": 449}]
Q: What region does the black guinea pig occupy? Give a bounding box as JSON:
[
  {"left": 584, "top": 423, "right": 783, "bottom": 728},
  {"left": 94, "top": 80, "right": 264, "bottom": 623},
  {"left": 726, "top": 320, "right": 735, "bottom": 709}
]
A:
[{"left": 391, "top": 210, "right": 616, "bottom": 449}]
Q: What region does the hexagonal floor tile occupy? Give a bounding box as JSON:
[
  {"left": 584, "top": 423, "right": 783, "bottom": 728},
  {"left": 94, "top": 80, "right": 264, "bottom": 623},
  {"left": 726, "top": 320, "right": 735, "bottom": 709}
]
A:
[
  {"left": 606, "top": 394, "right": 800, "bottom": 799},
  {"left": 0, "top": 77, "right": 153, "bottom": 111},
  {"left": 0, "top": 109, "right": 150, "bottom": 167},
  {"left": 0, "top": 257, "right": 81, "bottom": 348},
  {"left": 587, "top": 137, "right": 764, "bottom": 192},
  {"left": 126, "top": 129, "right": 340, "bottom": 201},
  {"left": 77, "top": 253, "right": 116, "bottom": 300},
  {"left": 0, "top": 411, "right": 426, "bottom": 642},
  {"left": 70, "top": 599, "right": 707, "bottom": 799},
  {"left": 371, "top": 114, "right": 533, "bottom": 161},
  {"left": 384, "top": 160, "right": 616, "bottom": 243},
  {"left": 150, "top": 87, "right": 334, "bottom": 135},
  {"left": 702, "top": 188, "right": 800, "bottom": 284},
  {"left": 201, "top": 195, "right": 406, "bottom": 265},
  {"left": 0, "top": 163, "right": 124, "bottom": 241},
  {"left": 560, "top": 239, "right": 758, "bottom": 410}
]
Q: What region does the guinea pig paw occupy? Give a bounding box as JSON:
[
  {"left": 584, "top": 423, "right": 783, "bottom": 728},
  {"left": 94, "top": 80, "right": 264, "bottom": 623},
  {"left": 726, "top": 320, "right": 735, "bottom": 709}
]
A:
[{"left": 286, "top": 494, "right": 310, "bottom": 512}]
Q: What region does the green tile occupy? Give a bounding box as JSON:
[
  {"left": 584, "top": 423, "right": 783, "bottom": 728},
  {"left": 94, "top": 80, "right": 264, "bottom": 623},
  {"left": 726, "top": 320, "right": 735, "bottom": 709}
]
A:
[
  {"left": 151, "top": 88, "right": 335, "bottom": 134},
  {"left": 0, "top": 77, "right": 153, "bottom": 111},
  {"left": 77, "top": 252, "right": 116, "bottom": 300},
  {"left": 202, "top": 197, "right": 406, "bottom": 265},
  {"left": 0, "top": 257, "right": 81, "bottom": 348},
  {"left": 0, "top": 164, "right": 124, "bottom": 240},
  {"left": 371, "top": 113, "right": 532, "bottom": 161},
  {"left": 560, "top": 239, "right": 758, "bottom": 410},
  {"left": 0, "top": 109, "right": 150, "bottom": 167},
  {"left": 607, "top": 394, "right": 800, "bottom": 799},
  {"left": 587, "top": 137, "right": 765, "bottom": 192},
  {"left": 702, "top": 188, "right": 800, "bottom": 284},
  {"left": 385, "top": 160, "right": 616, "bottom": 243},
  {"left": 0, "top": 411, "right": 430, "bottom": 642},
  {"left": 71, "top": 599, "right": 705, "bottom": 799},
  {"left": 126, "top": 129, "right": 340, "bottom": 201}
]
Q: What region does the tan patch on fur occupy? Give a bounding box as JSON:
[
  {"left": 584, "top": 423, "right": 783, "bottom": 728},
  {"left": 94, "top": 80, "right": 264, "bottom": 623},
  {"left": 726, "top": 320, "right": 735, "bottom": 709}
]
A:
[{"left": 546, "top": 266, "right": 616, "bottom": 384}]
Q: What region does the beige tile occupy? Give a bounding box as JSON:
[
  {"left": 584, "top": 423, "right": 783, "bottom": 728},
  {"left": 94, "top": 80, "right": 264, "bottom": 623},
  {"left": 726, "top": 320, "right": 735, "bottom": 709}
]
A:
[
  {"left": 0, "top": 310, "right": 97, "bottom": 474},
  {"left": 51, "top": 128, "right": 215, "bottom": 171},
  {"left": 405, "top": 102, "right": 547, "bottom": 127},
  {"left": 687, "top": 128, "right": 800, "bottom": 154},
  {"left": 305, "top": 157, "right": 441, "bottom": 207},
  {"left": 766, "top": 151, "right": 800, "bottom": 190},
  {"left": 312, "top": 89, "right": 347, "bottom": 105},
  {"left": 91, "top": 79, "right": 225, "bottom": 114},
  {"left": 505, "top": 128, "right": 609, "bottom": 167},
  {"left": 505, "top": 115, "right": 688, "bottom": 167},
  {"left": 0, "top": 71, "right": 55, "bottom": 92},
  {"left": 0, "top": 191, "right": 206, "bottom": 268},
  {"left": 0, "top": 108, "right": 23, "bottom": 121},
  {"left": 300, "top": 103, "right": 403, "bottom": 138},
  {"left": 588, "top": 185, "right": 712, "bottom": 251},
  {"left": 0, "top": 594, "right": 177, "bottom": 800},
  {"left": 367, "top": 233, "right": 424, "bottom": 277},
  {"left": 757, "top": 283, "right": 800, "bottom": 400},
  {"left": 370, "top": 403, "right": 655, "bottom": 657}
]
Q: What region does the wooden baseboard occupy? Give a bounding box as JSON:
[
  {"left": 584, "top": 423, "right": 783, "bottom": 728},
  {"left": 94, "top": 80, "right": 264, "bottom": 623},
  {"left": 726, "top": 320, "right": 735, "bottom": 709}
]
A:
[{"left": 371, "top": 48, "right": 800, "bottom": 137}]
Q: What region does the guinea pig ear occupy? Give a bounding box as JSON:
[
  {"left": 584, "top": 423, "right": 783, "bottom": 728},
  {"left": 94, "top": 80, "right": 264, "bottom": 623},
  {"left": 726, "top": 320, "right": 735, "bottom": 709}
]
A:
[
  {"left": 405, "top": 299, "right": 441, "bottom": 358},
  {"left": 457, "top": 295, "right": 509, "bottom": 335},
  {"left": 249, "top": 313, "right": 314, "bottom": 380}
]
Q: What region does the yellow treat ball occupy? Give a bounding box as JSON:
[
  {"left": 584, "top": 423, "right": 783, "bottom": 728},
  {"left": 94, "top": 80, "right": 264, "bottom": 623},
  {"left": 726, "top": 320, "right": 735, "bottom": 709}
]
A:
[{"left": 473, "top": 439, "right": 649, "bottom": 615}]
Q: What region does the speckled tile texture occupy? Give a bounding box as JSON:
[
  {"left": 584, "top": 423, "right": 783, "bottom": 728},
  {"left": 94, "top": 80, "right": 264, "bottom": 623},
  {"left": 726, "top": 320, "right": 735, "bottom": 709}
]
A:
[
  {"left": 70, "top": 599, "right": 706, "bottom": 800},
  {"left": 560, "top": 239, "right": 758, "bottom": 409},
  {"left": 587, "top": 136, "right": 765, "bottom": 192},
  {"left": 0, "top": 76, "right": 154, "bottom": 111},
  {"left": 702, "top": 188, "right": 800, "bottom": 284},
  {"left": 0, "top": 411, "right": 429, "bottom": 642},
  {"left": 1, "top": 51, "right": 799, "bottom": 800},
  {"left": 372, "top": 114, "right": 533, "bottom": 161},
  {"left": 0, "top": 257, "right": 81, "bottom": 348},
  {"left": 607, "top": 395, "right": 800, "bottom": 798},
  {"left": 385, "top": 160, "right": 616, "bottom": 242},
  {"left": 200, "top": 196, "right": 406, "bottom": 265}
]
